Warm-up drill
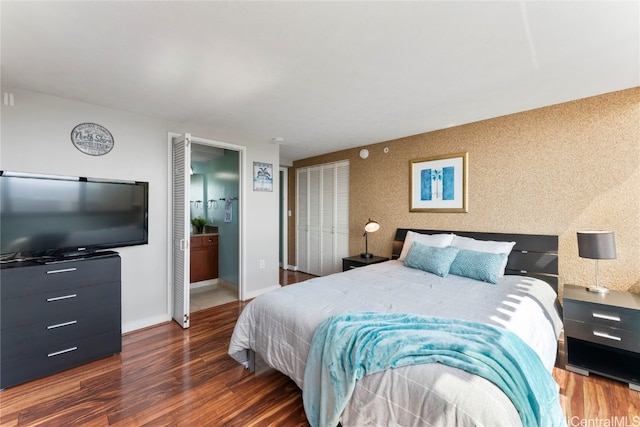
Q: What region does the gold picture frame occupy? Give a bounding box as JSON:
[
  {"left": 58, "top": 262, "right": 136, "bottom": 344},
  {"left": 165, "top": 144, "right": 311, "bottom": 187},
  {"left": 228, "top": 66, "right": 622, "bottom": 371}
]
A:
[{"left": 409, "top": 152, "right": 468, "bottom": 212}]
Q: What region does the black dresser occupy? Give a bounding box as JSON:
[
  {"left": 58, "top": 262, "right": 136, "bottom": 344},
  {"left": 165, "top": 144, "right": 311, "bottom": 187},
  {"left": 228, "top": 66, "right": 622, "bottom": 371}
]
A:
[{"left": 1, "top": 251, "right": 122, "bottom": 389}]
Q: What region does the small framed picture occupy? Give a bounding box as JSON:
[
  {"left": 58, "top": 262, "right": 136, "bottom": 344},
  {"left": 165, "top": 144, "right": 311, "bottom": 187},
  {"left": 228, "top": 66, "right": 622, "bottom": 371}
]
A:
[
  {"left": 253, "top": 162, "right": 273, "bottom": 192},
  {"left": 409, "top": 152, "right": 468, "bottom": 212}
]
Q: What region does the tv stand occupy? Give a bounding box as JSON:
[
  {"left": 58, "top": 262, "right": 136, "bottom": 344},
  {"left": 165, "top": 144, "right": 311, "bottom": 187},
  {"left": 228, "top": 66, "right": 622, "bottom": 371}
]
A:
[
  {"left": 41, "top": 250, "right": 119, "bottom": 264},
  {"left": 0, "top": 252, "right": 121, "bottom": 389}
]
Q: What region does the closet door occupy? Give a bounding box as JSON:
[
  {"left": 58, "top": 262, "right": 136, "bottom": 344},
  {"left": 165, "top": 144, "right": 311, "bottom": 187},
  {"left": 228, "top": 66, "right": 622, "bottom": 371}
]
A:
[
  {"left": 296, "top": 169, "right": 309, "bottom": 274},
  {"left": 297, "top": 161, "right": 349, "bottom": 276},
  {"left": 296, "top": 166, "right": 321, "bottom": 276},
  {"left": 307, "top": 167, "right": 322, "bottom": 276},
  {"left": 320, "top": 165, "right": 335, "bottom": 276},
  {"left": 334, "top": 161, "right": 350, "bottom": 270}
]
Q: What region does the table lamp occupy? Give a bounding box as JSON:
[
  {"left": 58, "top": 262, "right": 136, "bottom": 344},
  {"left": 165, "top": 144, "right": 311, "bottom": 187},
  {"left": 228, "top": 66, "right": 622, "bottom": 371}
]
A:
[
  {"left": 577, "top": 231, "right": 616, "bottom": 294},
  {"left": 361, "top": 219, "right": 380, "bottom": 258}
]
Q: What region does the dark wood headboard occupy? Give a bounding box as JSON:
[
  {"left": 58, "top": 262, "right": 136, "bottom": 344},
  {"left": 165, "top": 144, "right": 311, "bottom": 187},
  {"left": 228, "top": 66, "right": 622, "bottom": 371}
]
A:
[{"left": 392, "top": 229, "right": 559, "bottom": 292}]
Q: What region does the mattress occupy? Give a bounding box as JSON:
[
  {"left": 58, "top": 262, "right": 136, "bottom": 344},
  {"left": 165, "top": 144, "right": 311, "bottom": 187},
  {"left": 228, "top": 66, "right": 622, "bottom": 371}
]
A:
[{"left": 228, "top": 260, "right": 564, "bottom": 426}]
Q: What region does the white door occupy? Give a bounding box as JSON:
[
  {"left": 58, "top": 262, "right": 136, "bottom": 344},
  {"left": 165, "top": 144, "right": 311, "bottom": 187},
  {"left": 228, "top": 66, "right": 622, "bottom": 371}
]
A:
[
  {"left": 296, "top": 162, "right": 349, "bottom": 276},
  {"left": 321, "top": 161, "right": 349, "bottom": 275},
  {"left": 172, "top": 133, "right": 191, "bottom": 328},
  {"left": 321, "top": 165, "right": 335, "bottom": 275},
  {"left": 296, "top": 168, "right": 309, "bottom": 273},
  {"left": 296, "top": 166, "right": 321, "bottom": 275},
  {"left": 307, "top": 167, "right": 322, "bottom": 276},
  {"left": 334, "top": 161, "right": 350, "bottom": 270}
]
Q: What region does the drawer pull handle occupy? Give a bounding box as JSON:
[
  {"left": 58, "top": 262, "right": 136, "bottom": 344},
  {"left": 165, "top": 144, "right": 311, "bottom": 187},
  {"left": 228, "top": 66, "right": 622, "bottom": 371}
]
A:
[
  {"left": 47, "top": 294, "right": 77, "bottom": 302},
  {"left": 592, "top": 313, "right": 621, "bottom": 322},
  {"left": 47, "top": 320, "right": 78, "bottom": 330},
  {"left": 593, "top": 331, "right": 621, "bottom": 341},
  {"left": 48, "top": 346, "right": 78, "bottom": 357},
  {"left": 46, "top": 268, "right": 77, "bottom": 274}
]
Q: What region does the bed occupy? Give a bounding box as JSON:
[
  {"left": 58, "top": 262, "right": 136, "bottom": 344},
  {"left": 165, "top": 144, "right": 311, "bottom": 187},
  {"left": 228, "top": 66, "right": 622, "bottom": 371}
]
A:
[{"left": 228, "top": 229, "right": 564, "bottom": 426}]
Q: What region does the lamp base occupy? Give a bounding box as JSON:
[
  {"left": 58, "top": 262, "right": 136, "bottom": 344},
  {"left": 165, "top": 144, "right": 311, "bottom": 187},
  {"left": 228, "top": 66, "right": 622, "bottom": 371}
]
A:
[
  {"left": 587, "top": 286, "right": 610, "bottom": 294},
  {"left": 360, "top": 252, "right": 373, "bottom": 259}
]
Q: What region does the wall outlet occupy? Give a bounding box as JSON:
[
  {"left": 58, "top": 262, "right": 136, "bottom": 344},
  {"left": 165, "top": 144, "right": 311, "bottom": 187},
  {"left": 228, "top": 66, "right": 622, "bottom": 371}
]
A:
[
  {"left": 3, "top": 92, "right": 15, "bottom": 106},
  {"left": 259, "top": 260, "right": 265, "bottom": 269}
]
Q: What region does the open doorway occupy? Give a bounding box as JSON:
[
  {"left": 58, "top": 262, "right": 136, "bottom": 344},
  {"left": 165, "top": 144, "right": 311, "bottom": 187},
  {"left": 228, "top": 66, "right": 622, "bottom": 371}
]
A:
[
  {"left": 189, "top": 143, "right": 240, "bottom": 312},
  {"left": 169, "top": 133, "right": 245, "bottom": 328}
]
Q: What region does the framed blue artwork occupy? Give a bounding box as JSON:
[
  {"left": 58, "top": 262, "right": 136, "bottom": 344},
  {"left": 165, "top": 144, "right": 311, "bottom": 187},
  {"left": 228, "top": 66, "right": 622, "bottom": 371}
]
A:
[
  {"left": 253, "top": 161, "right": 273, "bottom": 192},
  {"left": 410, "top": 152, "right": 468, "bottom": 212}
]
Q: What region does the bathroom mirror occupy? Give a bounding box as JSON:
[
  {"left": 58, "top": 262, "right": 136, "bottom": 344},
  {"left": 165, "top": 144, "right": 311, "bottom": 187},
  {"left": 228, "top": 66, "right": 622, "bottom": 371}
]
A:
[{"left": 190, "top": 173, "right": 205, "bottom": 220}]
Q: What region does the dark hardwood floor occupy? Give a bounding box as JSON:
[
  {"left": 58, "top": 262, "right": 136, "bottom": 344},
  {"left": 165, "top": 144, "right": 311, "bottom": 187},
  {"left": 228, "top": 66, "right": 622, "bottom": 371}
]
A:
[
  {"left": 1, "top": 269, "right": 638, "bottom": 426},
  {"left": 278, "top": 268, "right": 316, "bottom": 287}
]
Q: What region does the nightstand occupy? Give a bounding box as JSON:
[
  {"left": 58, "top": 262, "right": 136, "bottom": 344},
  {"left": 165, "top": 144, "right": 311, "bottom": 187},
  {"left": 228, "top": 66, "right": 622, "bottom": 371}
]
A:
[
  {"left": 563, "top": 284, "right": 640, "bottom": 391},
  {"left": 342, "top": 255, "right": 389, "bottom": 272}
]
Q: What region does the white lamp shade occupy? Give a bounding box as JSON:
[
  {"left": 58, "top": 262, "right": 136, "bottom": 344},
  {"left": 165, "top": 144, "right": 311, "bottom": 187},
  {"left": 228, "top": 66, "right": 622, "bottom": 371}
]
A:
[{"left": 364, "top": 219, "right": 380, "bottom": 233}]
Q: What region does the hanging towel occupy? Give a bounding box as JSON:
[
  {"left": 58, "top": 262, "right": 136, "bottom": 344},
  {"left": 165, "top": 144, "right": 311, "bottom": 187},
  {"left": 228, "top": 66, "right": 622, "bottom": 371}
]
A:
[{"left": 224, "top": 197, "right": 233, "bottom": 223}]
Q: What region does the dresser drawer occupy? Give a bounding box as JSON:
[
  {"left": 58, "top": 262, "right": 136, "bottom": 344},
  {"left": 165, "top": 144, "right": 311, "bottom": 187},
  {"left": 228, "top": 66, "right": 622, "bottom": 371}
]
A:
[
  {"left": 1, "top": 305, "right": 120, "bottom": 360},
  {"left": 0, "top": 330, "right": 121, "bottom": 389},
  {"left": 564, "top": 319, "right": 640, "bottom": 353},
  {"left": 1, "top": 256, "right": 120, "bottom": 299},
  {"left": 201, "top": 235, "right": 218, "bottom": 247},
  {"left": 190, "top": 236, "right": 203, "bottom": 248},
  {"left": 191, "top": 235, "right": 218, "bottom": 248},
  {"left": 1, "top": 281, "right": 120, "bottom": 328},
  {"left": 564, "top": 300, "right": 640, "bottom": 332}
]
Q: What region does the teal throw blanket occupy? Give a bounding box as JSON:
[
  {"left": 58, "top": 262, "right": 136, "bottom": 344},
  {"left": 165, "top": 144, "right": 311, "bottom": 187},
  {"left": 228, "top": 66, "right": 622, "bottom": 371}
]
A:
[{"left": 303, "top": 311, "right": 565, "bottom": 427}]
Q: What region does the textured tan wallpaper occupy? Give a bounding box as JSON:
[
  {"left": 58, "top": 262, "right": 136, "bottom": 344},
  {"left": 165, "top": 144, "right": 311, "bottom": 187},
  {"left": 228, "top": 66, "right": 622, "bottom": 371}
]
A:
[{"left": 289, "top": 88, "right": 640, "bottom": 293}]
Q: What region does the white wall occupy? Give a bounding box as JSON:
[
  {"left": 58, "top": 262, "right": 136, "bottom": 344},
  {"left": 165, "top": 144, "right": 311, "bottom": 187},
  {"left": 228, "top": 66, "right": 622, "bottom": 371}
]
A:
[{"left": 0, "top": 88, "right": 281, "bottom": 332}]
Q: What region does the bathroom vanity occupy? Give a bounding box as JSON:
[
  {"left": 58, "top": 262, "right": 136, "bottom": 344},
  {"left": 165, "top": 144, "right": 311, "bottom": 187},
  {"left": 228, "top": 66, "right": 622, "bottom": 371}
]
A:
[{"left": 190, "top": 233, "right": 219, "bottom": 283}]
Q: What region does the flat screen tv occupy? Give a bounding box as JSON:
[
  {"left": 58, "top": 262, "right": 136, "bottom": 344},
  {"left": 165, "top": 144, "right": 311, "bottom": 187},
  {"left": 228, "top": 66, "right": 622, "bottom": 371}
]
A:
[{"left": 0, "top": 171, "right": 148, "bottom": 261}]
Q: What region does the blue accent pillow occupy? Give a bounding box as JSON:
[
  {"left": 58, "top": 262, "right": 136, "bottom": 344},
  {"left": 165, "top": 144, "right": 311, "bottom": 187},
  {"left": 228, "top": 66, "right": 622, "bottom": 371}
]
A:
[
  {"left": 404, "top": 242, "right": 459, "bottom": 277},
  {"left": 449, "top": 248, "right": 508, "bottom": 284}
]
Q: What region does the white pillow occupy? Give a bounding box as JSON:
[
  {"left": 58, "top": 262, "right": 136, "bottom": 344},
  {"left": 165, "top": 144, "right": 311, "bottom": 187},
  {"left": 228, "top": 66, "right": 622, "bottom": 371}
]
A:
[
  {"left": 451, "top": 235, "right": 516, "bottom": 276},
  {"left": 398, "top": 231, "right": 454, "bottom": 261}
]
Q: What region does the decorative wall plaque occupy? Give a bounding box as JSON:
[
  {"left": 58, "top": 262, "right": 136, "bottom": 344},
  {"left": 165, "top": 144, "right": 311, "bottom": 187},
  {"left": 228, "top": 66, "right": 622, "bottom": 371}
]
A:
[{"left": 71, "top": 123, "right": 114, "bottom": 156}]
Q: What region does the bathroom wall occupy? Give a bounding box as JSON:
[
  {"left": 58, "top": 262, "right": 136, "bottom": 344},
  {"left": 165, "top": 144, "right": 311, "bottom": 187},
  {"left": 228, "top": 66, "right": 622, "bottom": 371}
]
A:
[
  {"left": 189, "top": 167, "right": 206, "bottom": 224},
  {"left": 196, "top": 150, "right": 240, "bottom": 286}
]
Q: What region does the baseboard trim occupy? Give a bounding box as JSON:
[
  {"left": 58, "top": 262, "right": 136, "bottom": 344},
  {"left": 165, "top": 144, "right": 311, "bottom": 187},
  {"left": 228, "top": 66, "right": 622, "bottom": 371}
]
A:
[
  {"left": 190, "top": 279, "right": 218, "bottom": 290},
  {"left": 123, "top": 313, "right": 171, "bottom": 334},
  {"left": 243, "top": 284, "right": 281, "bottom": 300}
]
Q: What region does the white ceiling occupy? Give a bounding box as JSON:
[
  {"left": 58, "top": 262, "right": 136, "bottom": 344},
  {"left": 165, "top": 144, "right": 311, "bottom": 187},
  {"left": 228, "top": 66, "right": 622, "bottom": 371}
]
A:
[{"left": 2, "top": 1, "right": 638, "bottom": 162}]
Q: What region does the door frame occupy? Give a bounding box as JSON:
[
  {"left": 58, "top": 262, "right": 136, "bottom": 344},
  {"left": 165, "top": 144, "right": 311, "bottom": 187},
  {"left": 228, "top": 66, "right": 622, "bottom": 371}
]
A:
[
  {"left": 279, "top": 166, "right": 288, "bottom": 271},
  {"left": 167, "top": 132, "right": 247, "bottom": 323}
]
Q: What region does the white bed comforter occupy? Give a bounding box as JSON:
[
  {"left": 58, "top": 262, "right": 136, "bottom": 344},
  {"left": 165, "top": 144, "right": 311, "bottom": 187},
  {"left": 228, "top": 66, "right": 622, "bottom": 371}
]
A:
[{"left": 228, "top": 260, "right": 563, "bottom": 427}]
